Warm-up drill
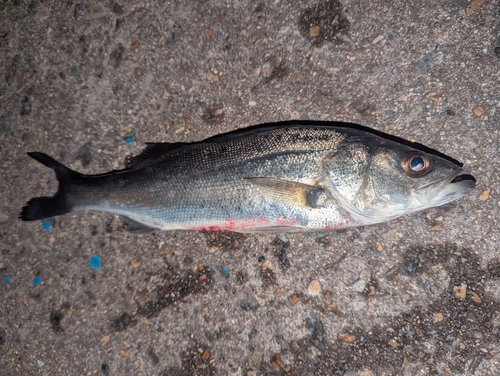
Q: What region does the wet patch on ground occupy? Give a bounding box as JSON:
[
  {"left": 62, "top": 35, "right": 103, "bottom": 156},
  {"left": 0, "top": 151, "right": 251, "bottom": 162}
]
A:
[
  {"left": 271, "top": 237, "right": 291, "bottom": 270},
  {"left": 137, "top": 266, "right": 213, "bottom": 319},
  {"left": 111, "top": 266, "right": 213, "bottom": 330}
]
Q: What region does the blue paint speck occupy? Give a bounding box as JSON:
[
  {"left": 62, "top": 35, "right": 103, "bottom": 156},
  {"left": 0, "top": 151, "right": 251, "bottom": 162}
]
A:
[
  {"left": 42, "top": 221, "right": 51, "bottom": 230},
  {"left": 222, "top": 268, "right": 229, "bottom": 275},
  {"left": 125, "top": 137, "right": 133, "bottom": 144},
  {"left": 215, "top": 265, "right": 220, "bottom": 270},
  {"left": 33, "top": 276, "right": 42, "bottom": 286},
  {"left": 3, "top": 277, "right": 11, "bottom": 284},
  {"left": 89, "top": 255, "right": 101, "bottom": 269},
  {"left": 29, "top": 173, "right": 34, "bottom": 178}
]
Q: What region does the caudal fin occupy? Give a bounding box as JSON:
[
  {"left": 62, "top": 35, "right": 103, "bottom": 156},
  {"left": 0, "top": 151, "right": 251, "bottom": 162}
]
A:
[{"left": 20, "top": 152, "right": 80, "bottom": 221}]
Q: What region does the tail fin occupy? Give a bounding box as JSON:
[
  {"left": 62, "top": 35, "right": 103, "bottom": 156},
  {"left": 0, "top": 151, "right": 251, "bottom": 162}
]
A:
[{"left": 20, "top": 152, "right": 80, "bottom": 221}]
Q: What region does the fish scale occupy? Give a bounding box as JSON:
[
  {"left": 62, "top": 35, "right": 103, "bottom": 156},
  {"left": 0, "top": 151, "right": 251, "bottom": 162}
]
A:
[{"left": 20, "top": 122, "right": 475, "bottom": 233}]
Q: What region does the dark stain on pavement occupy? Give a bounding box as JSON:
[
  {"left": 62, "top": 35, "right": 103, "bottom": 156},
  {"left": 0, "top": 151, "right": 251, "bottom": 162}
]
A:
[
  {"left": 204, "top": 232, "right": 246, "bottom": 251},
  {"left": 50, "top": 310, "right": 64, "bottom": 334},
  {"left": 136, "top": 266, "right": 213, "bottom": 319}
]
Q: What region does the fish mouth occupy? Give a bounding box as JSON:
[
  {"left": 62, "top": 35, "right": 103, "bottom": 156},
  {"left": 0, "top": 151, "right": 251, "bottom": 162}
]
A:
[
  {"left": 417, "top": 173, "right": 476, "bottom": 208},
  {"left": 450, "top": 174, "right": 476, "bottom": 185}
]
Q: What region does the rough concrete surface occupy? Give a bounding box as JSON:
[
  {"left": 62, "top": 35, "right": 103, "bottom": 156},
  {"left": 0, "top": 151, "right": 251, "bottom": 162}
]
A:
[{"left": 0, "top": 0, "right": 499, "bottom": 375}]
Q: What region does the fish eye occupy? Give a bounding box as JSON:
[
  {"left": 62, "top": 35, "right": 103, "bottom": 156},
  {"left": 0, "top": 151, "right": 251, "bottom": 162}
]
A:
[{"left": 401, "top": 152, "right": 431, "bottom": 177}]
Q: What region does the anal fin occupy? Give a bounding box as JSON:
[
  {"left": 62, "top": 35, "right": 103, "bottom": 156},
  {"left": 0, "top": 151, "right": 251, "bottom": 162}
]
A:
[{"left": 121, "top": 217, "right": 156, "bottom": 233}]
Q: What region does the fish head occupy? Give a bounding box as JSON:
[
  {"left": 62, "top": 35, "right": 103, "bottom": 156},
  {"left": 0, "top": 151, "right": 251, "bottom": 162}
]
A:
[{"left": 322, "top": 133, "right": 476, "bottom": 222}]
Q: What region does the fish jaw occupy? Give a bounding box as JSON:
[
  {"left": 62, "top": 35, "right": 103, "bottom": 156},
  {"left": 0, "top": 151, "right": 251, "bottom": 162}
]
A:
[{"left": 412, "top": 173, "right": 476, "bottom": 210}]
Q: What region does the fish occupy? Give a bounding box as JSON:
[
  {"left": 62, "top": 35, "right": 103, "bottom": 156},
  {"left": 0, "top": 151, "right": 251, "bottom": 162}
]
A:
[{"left": 20, "top": 121, "right": 476, "bottom": 233}]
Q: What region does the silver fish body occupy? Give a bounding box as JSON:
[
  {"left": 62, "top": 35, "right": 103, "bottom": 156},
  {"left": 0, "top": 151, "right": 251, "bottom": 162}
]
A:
[{"left": 20, "top": 123, "right": 476, "bottom": 233}]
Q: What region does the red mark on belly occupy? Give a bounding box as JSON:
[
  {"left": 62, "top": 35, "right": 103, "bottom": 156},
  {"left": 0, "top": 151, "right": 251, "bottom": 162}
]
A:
[
  {"left": 190, "top": 217, "right": 271, "bottom": 231},
  {"left": 277, "top": 215, "right": 297, "bottom": 227}
]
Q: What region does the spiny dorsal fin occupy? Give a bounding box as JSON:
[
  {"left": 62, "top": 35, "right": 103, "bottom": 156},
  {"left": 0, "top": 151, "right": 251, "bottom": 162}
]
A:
[
  {"left": 245, "top": 178, "right": 331, "bottom": 209},
  {"left": 126, "top": 143, "right": 190, "bottom": 170}
]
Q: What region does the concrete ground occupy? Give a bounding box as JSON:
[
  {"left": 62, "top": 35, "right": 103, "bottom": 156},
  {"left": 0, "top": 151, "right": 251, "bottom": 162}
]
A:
[{"left": 1, "top": 0, "right": 499, "bottom": 375}]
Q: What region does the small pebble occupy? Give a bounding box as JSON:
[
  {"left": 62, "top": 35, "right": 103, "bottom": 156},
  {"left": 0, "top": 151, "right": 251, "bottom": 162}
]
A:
[
  {"left": 288, "top": 294, "right": 301, "bottom": 306},
  {"left": 471, "top": 291, "right": 482, "bottom": 303},
  {"left": 33, "top": 276, "right": 42, "bottom": 286},
  {"left": 261, "top": 260, "right": 270, "bottom": 271},
  {"left": 473, "top": 106, "right": 484, "bottom": 116},
  {"left": 37, "top": 360, "right": 45, "bottom": 367},
  {"left": 337, "top": 332, "right": 356, "bottom": 343},
  {"left": 453, "top": 283, "right": 467, "bottom": 299},
  {"left": 200, "top": 350, "right": 210, "bottom": 360},
  {"left": 89, "top": 255, "right": 101, "bottom": 269},
  {"left": 371, "top": 35, "right": 384, "bottom": 44},
  {"left": 100, "top": 335, "right": 110, "bottom": 345},
  {"left": 249, "top": 100, "right": 257, "bottom": 107},
  {"left": 3, "top": 277, "right": 11, "bottom": 284},
  {"left": 479, "top": 189, "right": 490, "bottom": 201},
  {"left": 258, "top": 255, "right": 265, "bottom": 262},
  {"left": 308, "top": 279, "right": 321, "bottom": 295},
  {"left": 42, "top": 221, "right": 51, "bottom": 230},
  {"left": 426, "top": 92, "right": 442, "bottom": 103},
  {"left": 309, "top": 25, "right": 320, "bottom": 37},
  {"left": 433, "top": 312, "right": 444, "bottom": 322},
  {"left": 388, "top": 339, "right": 398, "bottom": 348}
]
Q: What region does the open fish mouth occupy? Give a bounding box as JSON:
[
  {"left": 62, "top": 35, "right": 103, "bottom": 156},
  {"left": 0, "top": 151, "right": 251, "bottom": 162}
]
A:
[
  {"left": 450, "top": 174, "right": 476, "bottom": 184},
  {"left": 417, "top": 173, "right": 476, "bottom": 208}
]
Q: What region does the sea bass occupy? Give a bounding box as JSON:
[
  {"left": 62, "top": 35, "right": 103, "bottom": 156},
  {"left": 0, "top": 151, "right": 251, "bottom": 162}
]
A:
[{"left": 20, "top": 122, "right": 475, "bottom": 233}]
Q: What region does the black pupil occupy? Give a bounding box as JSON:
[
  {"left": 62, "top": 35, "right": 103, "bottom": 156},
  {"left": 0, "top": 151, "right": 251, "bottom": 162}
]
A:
[{"left": 410, "top": 156, "right": 424, "bottom": 171}]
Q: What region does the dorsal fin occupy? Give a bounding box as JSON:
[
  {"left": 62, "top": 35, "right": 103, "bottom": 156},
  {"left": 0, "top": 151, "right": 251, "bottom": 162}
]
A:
[{"left": 126, "top": 143, "right": 189, "bottom": 169}]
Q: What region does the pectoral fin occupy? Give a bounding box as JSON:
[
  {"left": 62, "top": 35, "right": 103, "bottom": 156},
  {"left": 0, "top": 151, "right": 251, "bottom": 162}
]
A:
[{"left": 245, "top": 178, "right": 331, "bottom": 208}]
